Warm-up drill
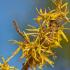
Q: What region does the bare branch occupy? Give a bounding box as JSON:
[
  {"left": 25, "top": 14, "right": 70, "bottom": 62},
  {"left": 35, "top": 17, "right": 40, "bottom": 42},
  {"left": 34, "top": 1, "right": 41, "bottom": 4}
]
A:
[{"left": 13, "top": 20, "right": 24, "bottom": 37}]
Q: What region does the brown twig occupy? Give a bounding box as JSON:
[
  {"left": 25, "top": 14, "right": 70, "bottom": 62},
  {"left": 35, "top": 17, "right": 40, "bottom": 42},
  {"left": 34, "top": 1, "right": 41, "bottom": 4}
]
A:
[
  {"left": 13, "top": 20, "right": 24, "bottom": 37},
  {"left": 13, "top": 20, "right": 30, "bottom": 43},
  {"left": 21, "top": 57, "right": 35, "bottom": 70}
]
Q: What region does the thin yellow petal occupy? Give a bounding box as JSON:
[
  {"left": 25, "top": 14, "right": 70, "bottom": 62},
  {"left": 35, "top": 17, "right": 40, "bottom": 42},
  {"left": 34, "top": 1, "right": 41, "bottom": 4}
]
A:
[
  {"left": 10, "top": 48, "right": 20, "bottom": 59},
  {"left": 23, "top": 31, "right": 30, "bottom": 42},
  {"left": 40, "top": 8, "right": 43, "bottom": 14},
  {"left": 1, "top": 57, "right": 5, "bottom": 63},
  {"left": 26, "top": 28, "right": 39, "bottom": 32},
  {"left": 36, "top": 8, "right": 40, "bottom": 14},
  {"left": 27, "top": 24, "right": 36, "bottom": 29},
  {"left": 61, "top": 2, "right": 68, "bottom": 9},
  {"left": 63, "top": 28, "right": 70, "bottom": 30},
  {"left": 20, "top": 54, "right": 25, "bottom": 59},
  {"left": 60, "top": 30, "right": 68, "bottom": 42},
  {"left": 9, "top": 40, "right": 23, "bottom": 45},
  {"left": 54, "top": 41, "right": 62, "bottom": 48}
]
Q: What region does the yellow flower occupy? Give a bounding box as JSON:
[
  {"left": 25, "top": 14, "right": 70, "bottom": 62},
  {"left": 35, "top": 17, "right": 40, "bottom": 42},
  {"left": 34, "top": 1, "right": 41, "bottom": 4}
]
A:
[
  {"left": 10, "top": 0, "right": 70, "bottom": 69},
  {"left": 0, "top": 57, "right": 17, "bottom": 70},
  {"left": 52, "top": 0, "right": 69, "bottom": 22}
]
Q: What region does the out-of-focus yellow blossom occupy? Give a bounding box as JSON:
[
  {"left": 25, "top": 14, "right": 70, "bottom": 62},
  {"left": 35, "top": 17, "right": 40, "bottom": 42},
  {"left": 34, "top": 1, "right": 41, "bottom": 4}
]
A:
[
  {"left": 53, "top": 0, "right": 70, "bottom": 22},
  {"left": 35, "top": 0, "right": 70, "bottom": 25},
  {"left": 0, "top": 57, "right": 18, "bottom": 70}
]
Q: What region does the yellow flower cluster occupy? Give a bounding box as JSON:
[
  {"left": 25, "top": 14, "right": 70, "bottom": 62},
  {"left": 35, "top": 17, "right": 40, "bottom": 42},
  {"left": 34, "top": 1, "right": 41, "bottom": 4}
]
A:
[
  {"left": 0, "top": 57, "right": 17, "bottom": 70},
  {"left": 9, "top": 0, "right": 70, "bottom": 70}
]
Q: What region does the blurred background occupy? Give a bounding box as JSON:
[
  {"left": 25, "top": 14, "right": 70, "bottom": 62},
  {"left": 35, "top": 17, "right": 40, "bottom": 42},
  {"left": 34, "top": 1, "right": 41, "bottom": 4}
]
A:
[{"left": 0, "top": 0, "right": 70, "bottom": 70}]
